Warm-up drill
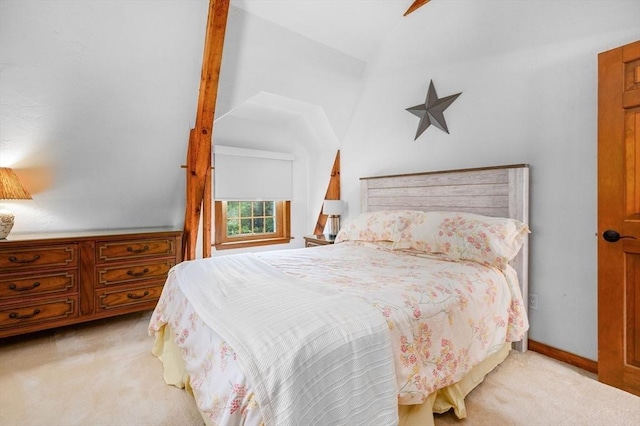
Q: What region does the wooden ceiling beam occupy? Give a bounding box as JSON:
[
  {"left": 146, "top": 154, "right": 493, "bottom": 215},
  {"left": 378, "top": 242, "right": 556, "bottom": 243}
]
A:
[
  {"left": 313, "top": 150, "right": 341, "bottom": 235},
  {"left": 183, "top": 0, "right": 230, "bottom": 261},
  {"left": 404, "top": 0, "right": 431, "bottom": 16}
]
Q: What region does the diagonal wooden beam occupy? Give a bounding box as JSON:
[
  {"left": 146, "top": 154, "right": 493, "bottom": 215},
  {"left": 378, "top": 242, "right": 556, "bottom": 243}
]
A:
[
  {"left": 183, "top": 0, "right": 230, "bottom": 261},
  {"left": 313, "top": 150, "right": 341, "bottom": 235},
  {"left": 404, "top": 0, "right": 431, "bottom": 16}
]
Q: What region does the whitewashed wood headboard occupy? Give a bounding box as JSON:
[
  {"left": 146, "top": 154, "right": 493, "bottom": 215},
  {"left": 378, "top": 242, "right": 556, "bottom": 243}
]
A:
[{"left": 360, "top": 164, "right": 530, "bottom": 351}]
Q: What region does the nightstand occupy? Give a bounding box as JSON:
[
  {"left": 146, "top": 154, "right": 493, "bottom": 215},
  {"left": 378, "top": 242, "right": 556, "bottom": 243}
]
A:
[{"left": 304, "top": 235, "right": 335, "bottom": 247}]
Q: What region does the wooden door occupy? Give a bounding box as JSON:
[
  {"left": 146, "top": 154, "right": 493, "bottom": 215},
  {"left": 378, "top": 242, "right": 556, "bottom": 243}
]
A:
[{"left": 598, "top": 40, "right": 640, "bottom": 396}]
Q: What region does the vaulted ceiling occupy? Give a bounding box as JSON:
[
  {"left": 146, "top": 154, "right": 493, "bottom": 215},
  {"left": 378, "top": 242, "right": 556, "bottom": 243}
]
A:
[
  {"left": 219, "top": 0, "right": 433, "bottom": 150},
  {"left": 233, "top": 0, "right": 429, "bottom": 62}
]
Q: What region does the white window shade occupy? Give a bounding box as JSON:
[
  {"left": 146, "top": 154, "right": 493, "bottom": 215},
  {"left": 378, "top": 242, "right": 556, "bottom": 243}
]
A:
[{"left": 214, "top": 146, "right": 294, "bottom": 201}]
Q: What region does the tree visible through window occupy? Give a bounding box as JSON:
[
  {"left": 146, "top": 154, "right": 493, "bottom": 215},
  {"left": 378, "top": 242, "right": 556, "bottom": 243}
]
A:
[
  {"left": 214, "top": 200, "right": 291, "bottom": 250},
  {"left": 226, "top": 201, "right": 276, "bottom": 236}
]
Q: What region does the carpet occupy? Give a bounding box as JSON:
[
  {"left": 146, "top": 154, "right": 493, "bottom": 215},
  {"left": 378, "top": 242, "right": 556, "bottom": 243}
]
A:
[{"left": 1, "top": 311, "right": 638, "bottom": 426}]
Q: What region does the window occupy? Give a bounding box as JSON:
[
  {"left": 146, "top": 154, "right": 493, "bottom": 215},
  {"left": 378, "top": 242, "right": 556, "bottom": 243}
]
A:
[
  {"left": 213, "top": 146, "right": 294, "bottom": 250},
  {"left": 214, "top": 200, "right": 291, "bottom": 250}
]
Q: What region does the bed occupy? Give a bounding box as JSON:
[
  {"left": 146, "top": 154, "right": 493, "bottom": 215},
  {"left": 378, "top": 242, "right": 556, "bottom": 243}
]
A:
[{"left": 149, "top": 164, "right": 530, "bottom": 426}]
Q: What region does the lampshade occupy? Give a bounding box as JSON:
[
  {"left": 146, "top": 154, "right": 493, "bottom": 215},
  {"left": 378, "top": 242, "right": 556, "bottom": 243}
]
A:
[
  {"left": 0, "top": 167, "right": 31, "bottom": 239},
  {"left": 0, "top": 168, "right": 32, "bottom": 200},
  {"left": 323, "top": 200, "right": 344, "bottom": 216}
]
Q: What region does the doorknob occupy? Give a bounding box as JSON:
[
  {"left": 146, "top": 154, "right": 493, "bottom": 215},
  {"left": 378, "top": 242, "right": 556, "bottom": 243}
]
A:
[{"left": 603, "top": 229, "right": 637, "bottom": 243}]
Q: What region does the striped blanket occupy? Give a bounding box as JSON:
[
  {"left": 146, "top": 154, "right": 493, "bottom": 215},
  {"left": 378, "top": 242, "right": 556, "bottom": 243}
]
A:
[{"left": 171, "top": 253, "right": 399, "bottom": 426}]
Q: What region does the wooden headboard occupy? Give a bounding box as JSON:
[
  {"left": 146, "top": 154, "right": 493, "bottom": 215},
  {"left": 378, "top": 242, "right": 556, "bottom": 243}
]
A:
[{"left": 360, "top": 164, "right": 530, "bottom": 351}]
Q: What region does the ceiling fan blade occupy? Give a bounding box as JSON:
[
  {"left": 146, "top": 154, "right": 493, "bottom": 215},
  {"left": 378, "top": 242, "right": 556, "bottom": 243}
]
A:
[{"left": 403, "top": 0, "right": 431, "bottom": 16}]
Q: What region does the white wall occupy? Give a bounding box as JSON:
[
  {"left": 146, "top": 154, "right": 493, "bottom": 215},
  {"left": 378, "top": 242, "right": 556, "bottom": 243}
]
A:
[
  {"left": 210, "top": 6, "right": 365, "bottom": 251},
  {"left": 0, "top": 0, "right": 209, "bottom": 232},
  {"left": 0, "top": 2, "right": 361, "bottom": 251},
  {"left": 217, "top": 6, "right": 365, "bottom": 140},
  {"left": 341, "top": 0, "right": 640, "bottom": 360},
  {"left": 3, "top": 0, "right": 639, "bottom": 361}
]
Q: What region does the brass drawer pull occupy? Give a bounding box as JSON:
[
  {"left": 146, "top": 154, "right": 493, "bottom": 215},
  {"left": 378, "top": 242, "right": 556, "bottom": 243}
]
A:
[
  {"left": 8, "top": 255, "right": 41, "bottom": 264},
  {"left": 9, "top": 309, "right": 41, "bottom": 320},
  {"left": 9, "top": 282, "right": 41, "bottom": 292},
  {"left": 127, "top": 245, "right": 149, "bottom": 254},
  {"left": 127, "top": 291, "right": 150, "bottom": 300},
  {"left": 127, "top": 268, "right": 149, "bottom": 277}
]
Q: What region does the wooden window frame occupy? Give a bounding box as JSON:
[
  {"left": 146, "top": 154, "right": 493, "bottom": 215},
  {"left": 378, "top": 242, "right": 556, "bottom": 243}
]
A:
[{"left": 214, "top": 200, "right": 291, "bottom": 250}]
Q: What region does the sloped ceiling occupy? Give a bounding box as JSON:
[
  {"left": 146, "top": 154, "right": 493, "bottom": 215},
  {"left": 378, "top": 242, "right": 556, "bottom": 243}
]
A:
[
  {"left": 220, "top": 0, "right": 429, "bottom": 141},
  {"left": 215, "top": 91, "right": 339, "bottom": 153},
  {"left": 216, "top": 1, "right": 420, "bottom": 223},
  {"left": 214, "top": 3, "right": 366, "bottom": 154},
  {"left": 233, "top": 0, "right": 411, "bottom": 62},
  {"left": 217, "top": 1, "right": 415, "bottom": 153}
]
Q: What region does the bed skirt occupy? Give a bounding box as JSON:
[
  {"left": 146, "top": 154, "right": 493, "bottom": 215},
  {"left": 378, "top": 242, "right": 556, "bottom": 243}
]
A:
[{"left": 153, "top": 324, "right": 511, "bottom": 426}]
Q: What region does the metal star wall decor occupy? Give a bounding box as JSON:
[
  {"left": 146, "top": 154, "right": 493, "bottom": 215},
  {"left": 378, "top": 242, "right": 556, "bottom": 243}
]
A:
[{"left": 406, "top": 80, "right": 461, "bottom": 140}]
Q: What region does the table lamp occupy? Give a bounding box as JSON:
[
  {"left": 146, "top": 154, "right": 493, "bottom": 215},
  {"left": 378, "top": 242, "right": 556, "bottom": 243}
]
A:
[
  {"left": 323, "top": 200, "right": 344, "bottom": 239},
  {"left": 0, "top": 167, "right": 32, "bottom": 239}
]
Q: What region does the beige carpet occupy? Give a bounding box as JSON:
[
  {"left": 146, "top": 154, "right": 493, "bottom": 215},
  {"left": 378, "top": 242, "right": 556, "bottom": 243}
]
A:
[{"left": 1, "top": 312, "right": 638, "bottom": 426}]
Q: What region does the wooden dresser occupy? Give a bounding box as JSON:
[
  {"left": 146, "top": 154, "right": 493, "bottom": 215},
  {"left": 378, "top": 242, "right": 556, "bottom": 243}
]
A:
[{"left": 0, "top": 228, "right": 182, "bottom": 338}]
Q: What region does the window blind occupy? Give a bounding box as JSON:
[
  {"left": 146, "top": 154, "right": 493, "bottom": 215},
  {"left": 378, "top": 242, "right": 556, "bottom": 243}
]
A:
[{"left": 214, "top": 146, "right": 294, "bottom": 201}]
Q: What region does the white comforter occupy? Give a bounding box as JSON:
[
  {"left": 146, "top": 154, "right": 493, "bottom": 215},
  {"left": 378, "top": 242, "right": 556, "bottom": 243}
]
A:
[
  {"left": 149, "top": 242, "right": 528, "bottom": 425},
  {"left": 168, "top": 253, "right": 398, "bottom": 426}
]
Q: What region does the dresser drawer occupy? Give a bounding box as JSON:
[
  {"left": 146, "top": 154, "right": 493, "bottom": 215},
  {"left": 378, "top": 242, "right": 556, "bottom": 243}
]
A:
[
  {"left": 0, "top": 297, "right": 78, "bottom": 329},
  {"left": 96, "top": 238, "right": 177, "bottom": 263},
  {"left": 96, "top": 284, "right": 163, "bottom": 312},
  {"left": 0, "top": 229, "right": 180, "bottom": 337},
  {"left": 0, "top": 244, "right": 78, "bottom": 272},
  {"left": 0, "top": 271, "right": 77, "bottom": 302},
  {"left": 96, "top": 260, "right": 174, "bottom": 287}
]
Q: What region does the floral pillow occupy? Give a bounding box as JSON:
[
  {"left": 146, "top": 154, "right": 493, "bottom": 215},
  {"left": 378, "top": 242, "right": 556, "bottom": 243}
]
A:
[
  {"left": 335, "top": 210, "right": 422, "bottom": 243},
  {"left": 395, "top": 211, "right": 530, "bottom": 270}
]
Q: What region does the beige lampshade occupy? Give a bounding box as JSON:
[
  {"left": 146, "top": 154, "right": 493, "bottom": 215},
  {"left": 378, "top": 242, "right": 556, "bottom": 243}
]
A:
[
  {"left": 0, "top": 168, "right": 32, "bottom": 200},
  {"left": 0, "top": 168, "right": 32, "bottom": 239}
]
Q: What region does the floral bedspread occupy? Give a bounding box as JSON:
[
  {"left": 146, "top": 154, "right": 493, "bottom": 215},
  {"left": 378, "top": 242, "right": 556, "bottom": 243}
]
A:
[{"left": 149, "top": 241, "right": 528, "bottom": 425}]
